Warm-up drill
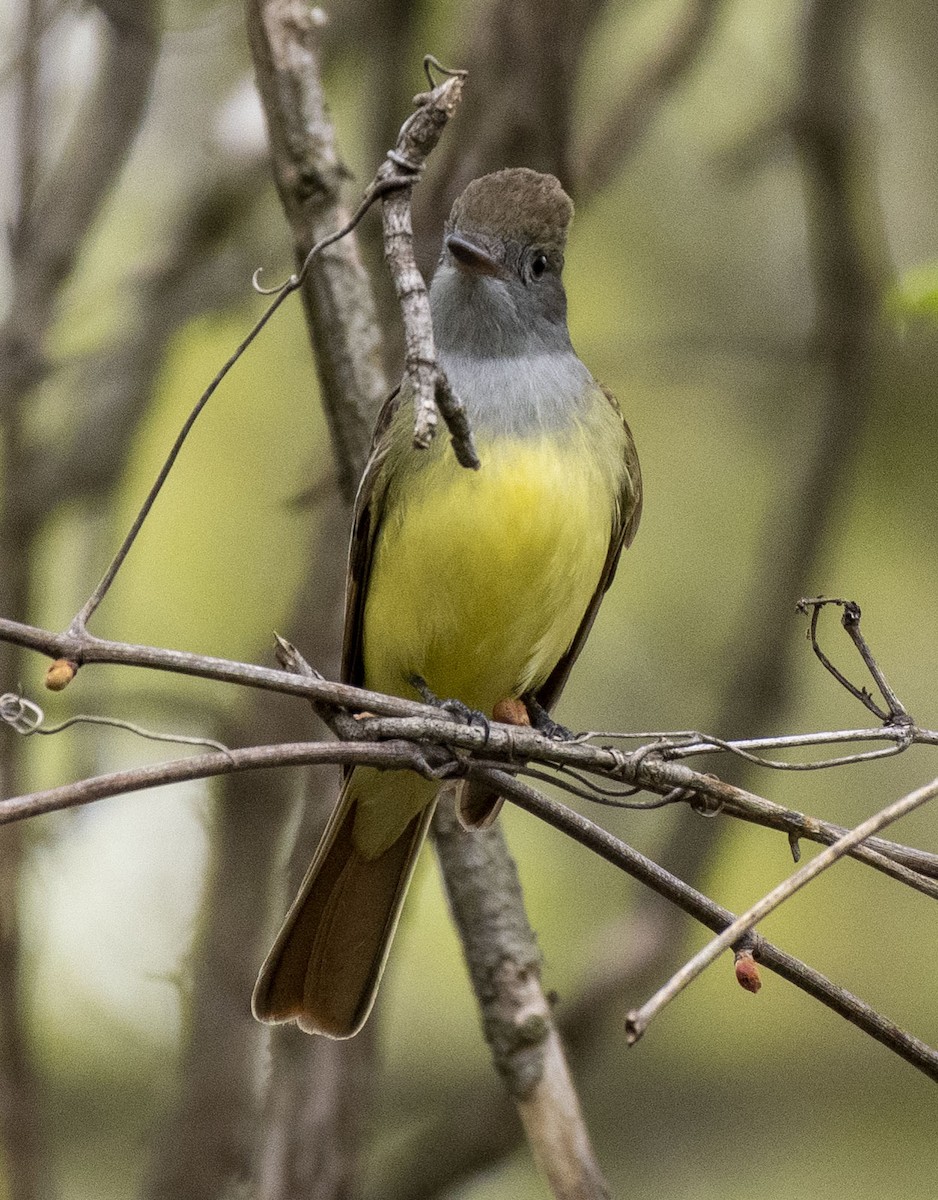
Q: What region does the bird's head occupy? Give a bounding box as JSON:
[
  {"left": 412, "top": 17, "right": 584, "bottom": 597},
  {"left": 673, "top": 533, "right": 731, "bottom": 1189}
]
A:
[{"left": 430, "top": 168, "right": 575, "bottom": 356}]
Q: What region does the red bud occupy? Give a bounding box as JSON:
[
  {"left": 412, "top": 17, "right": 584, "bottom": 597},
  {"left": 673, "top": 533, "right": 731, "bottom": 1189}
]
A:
[{"left": 734, "top": 950, "right": 762, "bottom": 994}]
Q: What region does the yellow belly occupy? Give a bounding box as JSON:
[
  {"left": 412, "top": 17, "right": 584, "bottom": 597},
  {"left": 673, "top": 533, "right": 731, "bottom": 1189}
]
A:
[{"left": 362, "top": 428, "right": 614, "bottom": 714}]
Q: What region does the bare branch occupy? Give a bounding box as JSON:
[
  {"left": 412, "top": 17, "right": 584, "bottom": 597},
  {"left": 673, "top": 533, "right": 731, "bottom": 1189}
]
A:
[
  {"left": 0, "top": 616, "right": 430, "bottom": 713},
  {"left": 0, "top": 740, "right": 455, "bottom": 824},
  {"left": 625, "top": 774, "right": 938, "bottom": 1044},
  {"left": 376, "top": 59, "right": 479, "bottom": 466},
  {"left": 433, "top": 797, "right": 611, "bottom": 1200},
  {"left": 69, "top": 279, "right": 301, "bottom": 633},
  {"left": 492, "top": 769, "right": 938, "bottom": 1084},
  {"left": 231, "top": 13, "right": 400, "bottom": 1192},
  {"left": 662, "top": 725, "right": 935, "bottom": 765}
]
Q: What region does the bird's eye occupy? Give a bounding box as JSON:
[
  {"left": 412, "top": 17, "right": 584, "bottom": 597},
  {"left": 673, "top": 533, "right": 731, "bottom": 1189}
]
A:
[{"left": 530, "top": 253, "right": 548, "bottom": 279}]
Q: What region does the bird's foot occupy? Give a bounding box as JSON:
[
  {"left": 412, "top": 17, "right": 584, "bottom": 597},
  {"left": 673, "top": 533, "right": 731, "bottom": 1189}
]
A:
[
  {"left": 524, "top": 694, "right": 575, "bottom": 741},
  {"left": 410, "top": 675, "right": 491, "bottom": 742}
]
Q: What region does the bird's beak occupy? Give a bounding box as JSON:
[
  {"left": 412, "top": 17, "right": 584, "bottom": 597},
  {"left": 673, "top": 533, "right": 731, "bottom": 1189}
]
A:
[{"left": 445, "top": 232, "right": 504, "bottom": 278}]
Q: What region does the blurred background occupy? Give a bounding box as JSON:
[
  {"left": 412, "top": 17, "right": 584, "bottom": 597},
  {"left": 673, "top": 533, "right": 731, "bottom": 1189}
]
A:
[{"left": 1, "top": 0, "right": 937, "bottom": 1197}]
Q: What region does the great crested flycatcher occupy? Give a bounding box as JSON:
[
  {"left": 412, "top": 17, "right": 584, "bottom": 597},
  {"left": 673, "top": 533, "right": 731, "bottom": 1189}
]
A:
[{"left": 253, "top": 168, "right": 642, "bottom": 1038}]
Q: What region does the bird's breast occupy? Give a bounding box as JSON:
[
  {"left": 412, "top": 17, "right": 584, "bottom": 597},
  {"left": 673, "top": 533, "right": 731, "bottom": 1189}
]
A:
[{"left": 362, "top": 414, "right": 621, "bottom": 713}]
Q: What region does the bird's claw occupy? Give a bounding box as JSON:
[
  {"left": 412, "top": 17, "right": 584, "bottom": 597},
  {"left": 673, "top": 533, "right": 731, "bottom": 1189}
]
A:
[
  {"left": 410, "top": 675, "right": 491, "bottom": 743},
  {"left": 524, "top": 694, "right": 575, "bottom": 741}
]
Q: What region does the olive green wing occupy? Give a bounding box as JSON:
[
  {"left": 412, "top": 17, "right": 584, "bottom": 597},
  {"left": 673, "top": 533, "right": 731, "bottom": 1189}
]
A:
[
  {"left": 534, "top": 383, "right": 642, "bottom": 713},
  {"left": 340, "top": 385, "right": 403, "bottom": 695}
]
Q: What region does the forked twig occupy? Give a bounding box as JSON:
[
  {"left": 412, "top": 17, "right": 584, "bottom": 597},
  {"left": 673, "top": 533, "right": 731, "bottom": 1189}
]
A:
[{"left": 798, "top": 597, "right": 913, "bottom": 725}]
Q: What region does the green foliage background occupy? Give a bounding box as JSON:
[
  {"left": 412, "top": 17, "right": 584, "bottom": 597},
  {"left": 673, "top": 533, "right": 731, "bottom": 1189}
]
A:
[{"left": 2, "top": 0, "right": 938, "bottom": 1196}]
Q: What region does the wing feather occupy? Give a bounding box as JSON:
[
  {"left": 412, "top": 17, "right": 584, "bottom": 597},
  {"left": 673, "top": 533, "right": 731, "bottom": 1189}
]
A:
[{"left": 341, "top": 385, "right": 403, "bottom": 697}]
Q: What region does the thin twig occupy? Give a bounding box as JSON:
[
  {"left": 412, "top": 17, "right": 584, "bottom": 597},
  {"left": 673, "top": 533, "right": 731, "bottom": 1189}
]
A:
[
  {"left": 660, "top": 725, "right": 938, "bottom": 761},
  {"left": 66, "top": 56, "right": 472, "bottom": 634},
  {"left": 69, "top": 282, "right": 297, "bottom": 633},
  {"left": 625, "top": 775, "right": 938, "bottom": 1044},
  {"left": 661, "top": 725, "right": 915, "bottom": 772},
  {"left": 0, "top": 694, "right": 231, "bottom": 756}
]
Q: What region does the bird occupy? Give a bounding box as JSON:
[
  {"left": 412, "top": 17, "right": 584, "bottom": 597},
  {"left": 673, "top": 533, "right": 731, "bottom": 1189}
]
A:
[{"left": 252, "top": 167, "right": 642, "bottom": 1038}]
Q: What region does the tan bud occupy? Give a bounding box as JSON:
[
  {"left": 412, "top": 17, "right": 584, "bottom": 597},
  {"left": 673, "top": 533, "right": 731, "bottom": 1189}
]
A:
[{"left": 45, "top": 659, "right": 78, "bottom": 691}]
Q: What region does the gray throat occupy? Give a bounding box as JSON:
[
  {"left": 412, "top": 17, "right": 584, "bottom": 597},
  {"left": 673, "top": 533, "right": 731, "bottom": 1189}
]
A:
[{"left": 429, "top": 263, "right": 593, "bottom": 436}]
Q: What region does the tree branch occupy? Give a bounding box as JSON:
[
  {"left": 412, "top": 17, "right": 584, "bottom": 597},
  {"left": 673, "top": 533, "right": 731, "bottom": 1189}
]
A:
[
  {"left": 4, "top": 618, "right": 938, "bottom": 886},
  {"left": 433, "top": 796, "right": 611, "bottom": 1199},
  {"left": 376, "top": 58, "right": 478, "bottom": 466},
  {"left": 244, "top": 11, "right": 398, "bottom": 1196},
  {"left": 1, "top": 729, "right": 935, "bottom": 1085},
  {"left": 246, "top": 0, "right": 386, "bottom": 501}
]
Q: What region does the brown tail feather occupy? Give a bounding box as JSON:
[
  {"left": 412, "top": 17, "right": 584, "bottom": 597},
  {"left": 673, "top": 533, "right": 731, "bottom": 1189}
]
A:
[
  {"left": 455, "top": 779, "right": 505, "bottom": 829},
  {"left": 253, "top": 786, "right": 436, "bottom": 1038}
]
